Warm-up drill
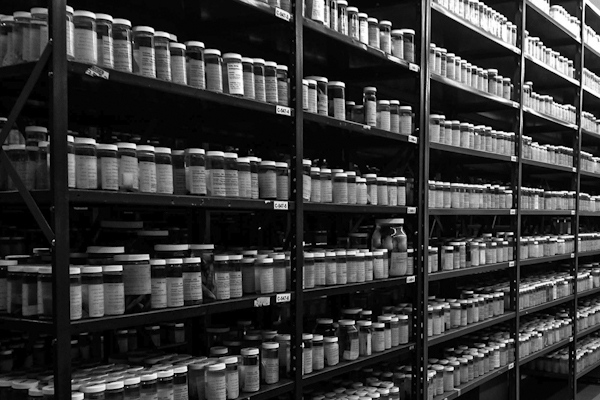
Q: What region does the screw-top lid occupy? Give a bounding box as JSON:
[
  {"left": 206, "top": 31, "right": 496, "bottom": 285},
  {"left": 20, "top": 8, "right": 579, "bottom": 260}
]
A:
[
  {"left": 241, "top": 347, "right": 260, "bottom": 356},
  {"left": 113, "top": 18, "right": 131, "bottom": 27},
  {"left": 95, "top": 13, "right": 113, "bottom": 22},
  {"left": 133, "top": 26, "right": 155, "bottom": 34}
]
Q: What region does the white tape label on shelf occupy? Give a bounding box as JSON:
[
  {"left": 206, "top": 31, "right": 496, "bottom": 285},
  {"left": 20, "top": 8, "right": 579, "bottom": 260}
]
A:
[
  {"left": 85, "top": 66, "right": 109, "bottom": 80},
  {"left": 276, "top": 106, "right": 292, "bottom": 116},
  {"left": 275, "top": 7, "right": 291, "bottom": 21},
  {"left": 409, "top": 63, "right": 419, "bottom": 72},
  {"left": 254, "top": 297, "right": 271, "bottom": 307},
  {"left": 572, "top": 167, "right": 576, "bottom": 172},
  {"left": 406, "top": 276, "right": 415, "bottom": 283},
  {"left": 571, "top": 253, "right": 575, "bottom": 258},
  {"left": 276, "top": 293, "right": 291, "bottom": 303},
  {"left": 407, "top": 207, "right": 416, "bottom": 214},
  {"left": 273, "top": 201, "right": 289, "bottom": 210},
  {"left": 363, "top": 124, "right": 371, "bottom": 130},
  {"left": 570, "top": 337, "right": 574, "bottom": 342},
  {"left": 508, "top": 362, "right": 514, "bottom": 370},
  {"left": 510, "top": 209, "right": 516, "bottom": 215},
  {"left": 509, "top": 261, "right": 515, "bottom": 267},
  {"left": 571, "top": 210, "right": 575, "bottom": 215},
  {"left": 510, "top": 156, "right": 517, "bottom": 162},
  {"left": 387, "top": 54, "right": 401, "bottom": 64},
  {"left": 408, "top": 135, "right": 418, "bottom": 143}
]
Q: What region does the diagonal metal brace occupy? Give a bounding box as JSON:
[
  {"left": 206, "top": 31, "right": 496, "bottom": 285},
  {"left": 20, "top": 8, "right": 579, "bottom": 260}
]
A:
[{"left": 0, "top": 43, "right": 52, "bottom": 145}]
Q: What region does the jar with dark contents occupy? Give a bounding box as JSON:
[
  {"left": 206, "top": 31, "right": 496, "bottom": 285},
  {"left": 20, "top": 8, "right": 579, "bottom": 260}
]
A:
[
  {"left": 113, "top": 254, "right": 151, "bottom": 313},
  {"left": 123, "top": 376, "right": 140, "bottom": 400},
  {"left": 185, "top": 41, "right": 205, "bottom": 89},
  {"left": 7, "top": 265, "right": 24, "bottom": 316},
  {"left": 173, "top": 365, "right": 188, "bottom": 399},
  {"left": 140, "top": 373, "right": 158, "bottom": 399},
  {"left": 96, "top": 144, "right": 118, "bottom": 191},
  {"left": 253, "top": 58, "right": 266, "bottom": 102},
  {"left": 265, "top": 61, "right": 278, "bottom": 104},
  {"left": 224, "top": 152, "right": 239, "bottom": 198},
  {"left": 102, "top": 265, "right": 124, "bottom": 316},
  {"left": 80, "top": 383, "right": 107, "bottom": 399},
  {"left": 242, "top": 57, "right": 255, "bottom": 99},
  {"left": 249, "top": 156, "right": 260, "bottom": 199},
  {"left": 132, "top": 26, "right": 156, "bottom": 78},
  {"left": 183, "top": 257, "right": 202, "bottom": 305},
  {"left": 166, "top": 258, "right": 184, "bottom": 308},
  {"left": 276, "top": 65, "right": 289, "bottom": 106},
  {"left": 112, "top": 18, "right": 132, "bottom": 72},
  {"left": 155, "top": 147, "right": 174, "bottom": 194}
]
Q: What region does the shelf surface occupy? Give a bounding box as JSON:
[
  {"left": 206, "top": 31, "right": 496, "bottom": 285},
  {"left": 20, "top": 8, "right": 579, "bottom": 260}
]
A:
[
  {"left": 304, "top": 276, "right": 416, "bottom": 300},
  {"left": 577, "top": 286, "right": 600, "bottom": 299},
  {"left": 521, "top": 209, "right": 576, "bottom": 216},
  {"left": 524, "top": 54, "right": 580, "bottom": 91},
  {"left": 519, "top": 253, "right": 574, "bottom": 266},
  {"left": 523, "top": 106, "right": 579, "bottom": 131},
  {"left": 429, "top": 142, "right": 516, "bottom": 163},
  {"left": 429, "top": 208, "right": 515, "bottom": 216},
  {"left": 427, "top": 312, "right": 516, "bottom": 347},
  {"left": 304, "top": 203, "right": 416, "bottom": 215},
  {"left": 522, "top": 158, "right": 577, "bottom": 174},
  {"left": 518, "top": 295, "right": 575, "bottom": 317},
  {"left": 428, "top": 261, "right": 515, "bottom": 282},
  {"left": 302, "top": 343, "right": 414, "bottom": 385},
  {"left": 433, "top": 365, "right": 511, "bottom": 400}
]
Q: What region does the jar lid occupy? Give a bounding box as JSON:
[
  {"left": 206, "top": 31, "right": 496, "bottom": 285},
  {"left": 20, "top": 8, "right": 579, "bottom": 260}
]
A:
[
  {"left": 30, "top": 7, "right": 48, "bottom": 15},
  {"left": 260, "top": 160, "right": 276, "bottom": 167},
  {"left": 168, "top": 42, "right": 186, "bottom": 50},
  {"left": 106, "top": 381, "right": 124, "bottom": 390},
  {"left": 338, "top": 319, "right": 355, "bottom": 326},
  {"left": 137, "top": 145, "right": 155, "bottom": 152},
  {"left": 399, "top": 106, "right": 412, "bottom": 111},
  {"left": 187, "top": 148, "right": 205, "bottom": 155},
  {"left": 150, "top": 259, "right": 166, "bottom": 266},
  {"left": 113, "top": 18, "right": 131, "bottom": 27},
  {"left": 96, "top": 144, "right": 118, "bottom": 152},
  {"left": 183, "top": 257, "right": 201, "bottom": 263},
  {"left": 73, "top": 10, "right": 95, "bottom": 19},
  {"left": 277, "top": 65, "right": 288, "bottom": 71},
  {"left": 124, "top": 376, "right": 140, "bottom": 385},
  {"left": 380, "top": 20, "right": 392, "bottom": 26},
  {"left": 378, "top": 100, "right": 390, "bottom": 105},
  {"left": 253, "top": 58, "right": 265, "bottom": 64},
  {"left": 74, "top": 137, "right": 96, "bottom": 145},
  {"left": 11, "top": 379, "right": 39, "bottom": 390},
  {"left": 275, "top": 162, "right": 288, "bottom": 168},
  {"left": 82, "top": 266, "right": 103, "bottom": 274},
  {"left": 214, "top": 255, "right": 230, "bottom": 261},
  {"left": 166, "top": 258, "right": 183, "bottom": 265},
  {"left": 185, "top": 41, "right": 205, "bottom": 48},
  {"left": 399, "top": 28, "right": 415, "bottom": 35},
  {"left": 224, "top": 152, "right": 238, "bottom": 159},
  {"left": 157, "top": 369, "right": 174, "bottom": 378},
  {"left": 80, "top": 383, "right": 107, "bottom": 393},
  {"left": 372, "top": 322, "right": 384, "bottom": 328},
  {"left": 25, "top": 125, "right": 47, "bottom": 133},
  {"left": 265, "top": 61, "right": 278, "bottom": 68},
  {"left": 303, "top": 333, "right": 314, "bottom": 340},
  {"left": 204, "top": 49, "right": 222, "bottom": 56},
  {"left": 364, "top": 86, "right": 377, "bottom": 92},
  {"left": 116, "top": 142, "right": 136, "bottom": 150},
  {"left": 223, "top": 52, "right": 242, "bottom": 60},
  {"left": 0, "top": 260, "right": 17, "bottom": 266},
  {"left": 357, "top": 320, "right": 372, "bottom": 326},
  {"left": 114, "top": 254, "right": 150, "bottom": 261},
  {"left": 367, "top": 17, "right": 379, "bottom": 23},
  {"left": 241, "top": 347, "right": 259, "bottom": 356},
  {"left": 154, "top": 31, "right": 171, "bottom": 40},
  {"left": 133, "top": 26, "right": 155, "bottom": 34},
  {"left": 329, "top": 81, "right": 346, "bottom": 88},
  {"left": 262, "top": 342, "right": 280, "bottom": 349},
  {"left": 155, "top": 244, "right": 189, "bottom": 251},
  {"left": 102, "top": 265, "right": 123, "bottom": 272}
]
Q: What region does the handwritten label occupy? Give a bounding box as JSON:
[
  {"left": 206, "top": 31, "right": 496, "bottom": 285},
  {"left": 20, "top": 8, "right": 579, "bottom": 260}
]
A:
[
  {"left": 508, "top": 363, "right": 514, "bottom": 370},
  {"left": 254, "top": 297, "right": 271, "bottom": 307},
  {"left": 85, "top": 66, "right": 109, "bottom": 80},
  {"left": 511, "top": 156, "right": 517, "bottom": 162},
  {"left": 276, "top": 293, "right": 291, "bottom": 303},
  {"left": 274, "top": 201, "right": 289, "bottom": 210},
  {"left": 509, "top": 261, "right": 515, "bottom": 267},
  {"left": 510, "top": 209, "right": 516, "bottom": 215},
  {"left": 408, "top": 135, "right": 418, "bottom": 143},
  {"left": 407, "top": 207, "right": 417, "bottom": 214},
  {"left": 406, "top": 276, "right": 415, "bottom": 283},
  {"left": 276, "top": 106, "right": 292, "bottom": 116},
  {"left": 275, "top": 7, "right": 291, "bottom": 21},
  {"left": 409, "top": 63, "right": 419, "bottom": 72}
]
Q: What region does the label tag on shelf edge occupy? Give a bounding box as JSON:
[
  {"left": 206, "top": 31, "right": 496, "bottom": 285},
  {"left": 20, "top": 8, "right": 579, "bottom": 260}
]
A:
[
  {"left": 509, "top": 261, "right": 515, "bottom": 267},
  {"left": 274, "top": 201, "right": 289, "bottom": 210},
  {"left": 254, "top": 297, "right": 271, "bottom": 307},
  {"left": 387, "top": 54, "right": 401, "bottom": 63},
  {"left": 85, "top": 66, "right": 109, "bottom": 80},
  {"left": 571, "top": 210, "right": 576, "bottom": 215},
  {"left": 406, "top": 276, "right": 416, "bottom": 283},
  {"left": 510, "top": 209, "right": 516, "bottom": 215},
  {"left": 363, "top": 124, "right": 372, "bottom": 130},
  {"left": 571, "top": 253, "right": 575, "bottom": 258},
  {"left": 276, "top": 293, "right": 291, "bottom": 303},
  {"left": 409, "top": 63, "right": 419, "bottom": 72},
  {"left": 570, "top": 337, "right": 573, "bottom": 342},
  {"left": 276, "top": 106, "right": 292, "bottom": 116},
  {"left": 511, "top": 156, "right": 517, "bottom": 162},
  {"left": 407, "top": 207, "right": 417, "bottom": 214},
  {"left": 572, "top": 167, "right": 576, "bottom": 172},
  {"left": 508, "top": 363, "right": 514, "bottom": 370},
  {"left": 408, "top": 135, "right": 418, "bottom": 143},
  {"left": 275, "top": 7, "right": 291, "bottom": 21}
]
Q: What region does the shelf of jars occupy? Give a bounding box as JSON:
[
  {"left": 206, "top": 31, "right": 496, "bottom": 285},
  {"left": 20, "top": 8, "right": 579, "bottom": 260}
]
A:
[
  {"left": 303, "top": 275, "right": 416, "bottom": 300},
  {"left": 519, "top": 337, "right": 572, "bottom": 366},
  {"left": 577, "top": 321, "right": 600, "bottom": 339},
  {"left": 427, "top": 312, "right": 516, "bottom": 347},
  {"left": 304, "top": 203, "right": 416, "bottom": 214},
  {"left": 522, "top": 106, "right": 579, "bottom": 131},
  {"left": 521, "top": 209, "right": 576, "bottom": 216},
  {"left": 428, "top": 261, "right": 515, "bottom": 282},
  {"left": 521, "top": 158, "right": 577, "bottom": 174},
  {"left": 519, "top": 253, "right": 575, "bottom": 266},
  {"left": 430, "top": 2, "right": 522, "bottom": 56},
  {"left": 429, "top": 142, "right": 516, "bottom": 163},
  {"left": 233, "top": 0, "right": 293, "bottom": 21},
  {"left": 579, "top": 211, "right": 600, "bottom": 217},
  {"left": 580, "top": 169, "right": 600, "bottom": 179},
  {"left": 578, "top": 249, "right": 600, "bottom": 258},
  {"left": 301, "top": 343, "right": 414, "bottom": 385},
  {"left": 432, "top": 364, "right": 511, "bottom": 400},
  {"left": 524, "top": 55, "right": 580, "bottom": 88},
  {"left": 518, "top": 295, "right": 575, "bottom": 317},
  {"left": 525, "top": 1, "right": 581, "bottom": 45},
  {"left": 429, "top": 208, "right": 516, "bottom": 216},
  {"left": 304, "top": 113, "right": 419, "bottom": 145}
]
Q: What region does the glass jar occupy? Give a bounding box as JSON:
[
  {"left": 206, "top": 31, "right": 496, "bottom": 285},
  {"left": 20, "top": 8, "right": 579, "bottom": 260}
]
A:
[
  {"left": 113, "top": 254, "right": 152, "bottom": 313},
  {"left": 262, "top": 342, "right": 280, "bottom": 383},
  {"left": 185, "top": 148, "right": 206, "bottom": 195},
  {"left": 265, "top": 61, "right": 279, "bottom": 104},
  {"left": 275, "top": 162, "right": 289, "bottom": 200},
  {"left": 224, "top": 152, "right": 239, "bottom": 198},
  {"left": 253, "top": 58, "right": 266, "bottom": 102},
  {"left": 205, "top": 49, "right": 223, "bottom": 92},
  {"left": 363, "top": 86, "right": 377, "bottom": 126},
  {"left": 154, "top": 31, "right": 172, "bottom": 81},
  {"left": 132, "top": 25, "right": 155, "bottom": 77},
  {"left": 214, "top": 255, "right": 231, "bottom": 300},
  {"left": 73, "top": 11, "right": 97, "bottom": 65},
  {"left": 241, "top": 57, "right": 255, "bottom": 99},
  {"left": 338, "top": 319, "right": 359, "bottom": 361},
  {"left": 223, "top": 53, "right": 244, "bottom": 96},
  {"left": 240, "top": 348, "right": 260, "bottom": 392},
  {"left": 102, "top": 265, "right": 124, "bottom": 316},
  {"left": 207, "top": 151, "right": 226, "bottom": 197},
  {"left": 73, "top": 138, "right": 97, "bottom": 190},
  {"left": 347, "top": 6, "right": 359, "bottom": 39},
  {"left": 328, "top": 81, "right": 346, "bottom": 120},
  {"left": 170, "top": 42, "right": 187, "bottom": 84},
  {"left": 259, "top": 160, "right": 277, "bottom": 199},
  {"left": 377, "top": 100, "right": 391, "bottom": 131},
  {"left": 399, "top": 106, "right": 412, "bottom": 135},
  {"left": 182, "top": 257, "right": 202, "bottom": 305},
  {"left": 277, "top": 65, "right": 289, "bottom": 106},
  {"left": 206, "top": 364, "right": 227, "bottom": 400},
  {"left": 358, "top": 320, "right": 373, "bottom": 356},
  {"left": 303, "top": 333, "right": 314, "bottom": 375},
  {"left": 81, "top": 266, "right": 104, "bottom": 318},
  {"left": 367, "top": 17, "right": 380, "bottom": 48},
  {"left": 186, "top": 41, "right": 205, "bottom": 89},
  {"left": 112, "top": 18, "right": 132, "bottom": 72}
]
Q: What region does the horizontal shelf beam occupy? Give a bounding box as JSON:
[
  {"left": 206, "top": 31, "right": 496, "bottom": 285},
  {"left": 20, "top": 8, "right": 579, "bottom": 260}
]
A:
[
  {"left": 518, "top": 295, "right": 575, "bottom": 317},
  {"left": 427, "top": 312, "right": 516, "bottom": 347},
  {"left": 303, "top": 276, "right": 416, "bottom": 300},
  {"left": 433, "top": 365, "right": 511, "bottom": 400},
  {"left": 428, "top": 261, "right": 515, "bottom": 282}
]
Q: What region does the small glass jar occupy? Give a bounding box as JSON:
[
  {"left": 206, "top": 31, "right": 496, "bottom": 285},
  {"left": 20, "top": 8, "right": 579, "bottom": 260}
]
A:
[
  {"left": 399, "top": 106, "right": 412, "bottom": 135},
  {"left": 205, "top": 49, "right": 223, "bottom": 92},
  {"left": 262, "top": 342, "right": 280, "bottom": 383},
  {"left": 73, "top": 138, "right": 98, "bottom": 190},
  {"left": 240, "top": 348, "right": 260, "bottom": 392},
  {"left": 328, "top": 81, "right": 346, "bottom": 120},
  {"left": 73, "top": 11, "right": 97, "bottom": 65},
  {"left": 363, "top": 86, "right": 377, "bottom": 126},
  {"left": 367, "top": 17, "right": 380, "bottom": 49},
  {"left": 258, "top": 160, "right": 277, "bottom": 199},
  {"left": 112, "top": 18, "right": 132, "bottom": 72},
  {"left": 277, "top": 65, "right": 289, "bottom": 106},
  {"left": 132, "top": 25, "right": 155, "bottom": 77},
  {"left": 338, "top": 319, "right": 359, "bottom": 361},
  {"left": 379, "top": 20, "right": 392, "bottom": 53},
  {"left": 265, "top": 61, "right": 279, "bottom": 104},
  {"left": 170, "top": 42, "right": 187, "bottom": 84},
  {"left": 206, "top": 363, "right": 227, "bottom": 400},
  {"left": 154, "top": 31, "right": 172, "bottom": 81},
  {"left": 253, "top": 58, "right": 266, "bottom": 102}
]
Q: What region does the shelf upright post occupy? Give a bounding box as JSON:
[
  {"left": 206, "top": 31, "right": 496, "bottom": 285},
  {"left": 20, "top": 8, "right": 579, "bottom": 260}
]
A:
[
  {"left": 48, "top": 0, "right": 71, "bottom": 398},
  {"left": 510, "top": 1, "right": 527, "bottom": 399},
  {"left": 292, "top": 0, "right": 305, "bottom": 398},
  {"left": 417, "top": 0, "right": 432, "bottom": 397}
]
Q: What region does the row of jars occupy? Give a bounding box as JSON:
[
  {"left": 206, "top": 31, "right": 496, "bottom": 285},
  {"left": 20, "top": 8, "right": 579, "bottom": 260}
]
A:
[
  {"left": 584, "top": 68, "right": 600, "bottom": 95},
  {"left": 431, "top": 0, "right": 517, "bottom": 46},
  {"left": 519, "top": 235, "right": 576, "bottom": 259},
  {"left": 576, "top": 297, "right": 600, "bottom": 332},
  {"left": 427, "top": 336, "right": 515, "bottom": 399},
  {"left": 522, "top": 137, "right": 574, "bottom": 167},
  {"left": 585, "top": 25, "right": 600, "bottom": 55},
  {"left": 303, "top": 0, "right": 416, "bottom": 63},
  {"left": 578, "top": 266, "right": 600, "bottom": 294},
  {"left": 579, "top": 233, "right": 600, "bottom": 253},
  {"left": 427, "top": 181, "right": 513, "bottom": 210},
  {"left": 524, "top": 33, "right": 575, "bottom": 78},
  {"left": 303, "top": 364, "right": 414, "bottom": 400},
  {"left": 518, "top": 311, "right": 573, "bottom": 359},
  {"left": 0, "top": 9, "right": 50, "bottom": 66},
  {"left": 429, "top": 114, "right": 516, "bottom": 156},
  {"left": 430, "top": 43, "right": 513, "bottom": 100},
  {"left": 580, "top": 193, "right": 600, "bottom": 212},
  {"left": 427, "top": 292, "right": 505, "bottom": 338},
  {"left": 581, "top": 150, "right": 600, "bottom": 175},
  {"left": 304, "top": 166, "right": 411, "bottom": 206},
  {"left": 528, "top": 333, "right": 600, "bottom": 375},
  {"left": 582, "top": 111, "right": 600, "bottom": 134},
  {"left": 523, "top": 82, "right": 577, "bottom": 123},
  {"left": 428, "top": 233, "right": 514, "bottom": 273},
  {"left": 520, "top": 188, "right": 576, "bottom": 211},
  {"left": 520, "top": 273, "right": 575, "bottom": 310}
]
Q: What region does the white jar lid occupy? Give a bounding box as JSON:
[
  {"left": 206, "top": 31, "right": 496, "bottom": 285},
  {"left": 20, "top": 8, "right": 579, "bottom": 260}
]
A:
[
  {"left": 102, "top": 265, "right": 123, "bottom": 272},
  {"left": 261, "top": 160, "right": 276, "bottom": 167},
  {"left": 253, "top": 58, "right": 265, "bottom": 64},
  {"left": 133, "top": 26, "right": 155, "bottom": 34},
  {"left": 170, "top": 43, "right": 186, "bottom": 50},
  {"left": 113, "top": 18, "right": 131, "bottom": 27},
  {"left": 137, "top": 145, "right": 155, "bottom": 152},
  {"left": 265, "top": 61, "right": 278, "bottom": 68},
  {"left": 206, "top": 150, "right": 225, "bottom": 157},
  {"left": 204, "top": 49, "right": 222, "bottom": 56},
  {"left": 277, "top": 65, "right": 288, "bottom": 71},
  {"left": 187, "top": 148, "right": 205, "bottom": 155},
  {"left": 96, "top": 144, "right": 117, "bottom": 151},
  {"left": 367, "top": 17, "right": 379, "bottom": 23},
  {"left": 114, "top": 254, "right": 150, "bottom": 262},
  {"left": 185, "top": 41, "right": 205, "bottom": 48},
  {"left": 154, "top": 31, "right": 171, "bottom": 40},
  {"left": 329, "top": 81, "right": 346, "bottom": 88},
  {"left": 74, "top": 137, "right": 96, "bottom": 145},
  {"left": 223, "top": 53, "right": 242, "bottom": 60},
  {"left": 95, "top": 13, "right": 113, "bottom": 22}
]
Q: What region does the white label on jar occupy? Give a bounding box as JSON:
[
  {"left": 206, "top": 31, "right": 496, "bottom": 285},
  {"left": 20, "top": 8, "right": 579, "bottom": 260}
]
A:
[
  {"left": 83, "top": 283, "right": 104, "bottom": 318},
  {"left": 206, "top": 63, "right": 223, "bottom": 92},
  {"left": 238, "top": 170, "right": 251, "bottom": 198},
  {"left": 251, "top": 172, "right": 259, "bottom": 199},
  {"left": 113, "top": 39, "right": 132, "bottom": 72},
  {"left": 66, "top": 20, "right": 75, "bottom": 58},
  {"left": 139, "top": 161, "right": 157, "bottom": 193},
  {"left": 390, "top": 252, "right": 407, "bottom": 276},
  {"left": 156, "top": 164, "right": 174, "bottom": 194},
  {"left": 215, "top": 272, "right": 230, "bottom": 300},
  {"left": 188, "top": 59, "right": 206, "bottom": 89},
  {"left": 365, "top": 100, "right": 377, "bottom": 126},
  {"left": 303, "top": 348, "right": 313, "bottom": 374},
  {"left": 333, "top": 98, "right": 345, "bottom": 119},
  {"left": 311, "top": 178, "right": 321, "bottom": 202},
  {"left": 151, "top": 277, "right": 167, "bottom": 308},
  {"left": 273, "top": 268, "right": 286, "bottom": 292},
  {"left": 313, "top": 345, "right": 325, "bottom": 370},
  {"left": 325, "top": 343, "right": 339, "bottom": 366},
  {"left": 123, "top": 264, "right": 151, "bottom": 295},
  {"left": 134, "top": 46, "right": 156, "bottom": 78},
  {"left": 260, "top": 268, "right": 274, "bottom": 294},
  {"left": 76, "top": 154, "right": 97, "bottom": 189},
  {"left": 266, "top": 76, "right": 278, "bottom": 103},
  {"left": 188, "top": 165, "right": 206, "bottom": 195},
  {"left": 155, "top": 48, "right": 172, "bottom": 81},
  {"left": 263, "top": 357, "right": 279, "bottom": 384},
  {"left": 278, "top": 80, "right": 288, "bottom": 106},
  {"left": 311, "top": 0, "right": 324, "bottom": 21},
  {"left": 321, "top": 180, "right": 332, "bottom": 203},
  {"left": 303, "top": 174, "right": 312, "bottom": 201},
  {"left": 208, "top": 168, "right": 226, "bottom": 197},
  {"left": 317, "top": 92, "right": 328, "bottom": 115},
  {"left": 225, "top": 169, "right": 239, "bottom": 197},
  {"left": 174, "top": 168, "right": 186, "bottom": 194},
  {"left": 70, "top": 285, "right": 82, "bottom": 320},
  {"left": 244, "top": 71, "right": 255, "bottom": 99},
  {"left": 359, "top": 20, "right": 369, "bottom": 44},
  {"left": 104, "top": 282, "right": 125, "bottom": 315},
  {"left": 174, "top": 383, "right": 188, "bottom": 400},
  {"left": 68, "top": 153, "right": 76, "bottom": 188},
  {"left": 230, "top": 270, "right": 243, "bottom": 298},
  {"left": 308, "top": 88, "right": 317, "bottom": 113},
  {"left": 22, "top": 283, "right": 37, "bottom": 317},
  {"left": 183, "top": 271, "right": 203, "bottom": 302},
  {"left": 167, "top": 276, "right": 184, "bottom": 307},
  {"left": 259, "top": 170, "right": 277, "bottom": 199},
  {"left": 206, "top": 375, "right": 226, "bottom": 400},
  {"left": 241, "top": 365, "right": 259, "bottom": 392},
  {"left": 254, "top": 75, "right": 266, "bottom": 102},
  {"left": 226, "top": 62, "right": 244, "bottom": 95},
  {"left": 98, "top": 35, "right": 113, "bottom": 68},
  {"left": 0, "top": 278, "right": 6, "bottom": 311},
  {"left": 75, "top": 28, "right": 97, "bottom": 64},
  {"left": 302, "top": 83, "right": 309, "bottom": 110},
  {"left": 158, "top": 386, "right": 174, "bottom": 400},
  {"left": 277, "top": 175, "right": 289, "bottom": 200},
  {"left": 172, "top": 56, "right": 187, "bottom": 84},
  {"left": 119, "top": 154, "right": 138, "bottom": 190},
  {"left": 100, "top": 156, "right": 119, "bottom": 190},
  {"left": 226, "top": 370, "right": 239, "bottom": 399}
]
